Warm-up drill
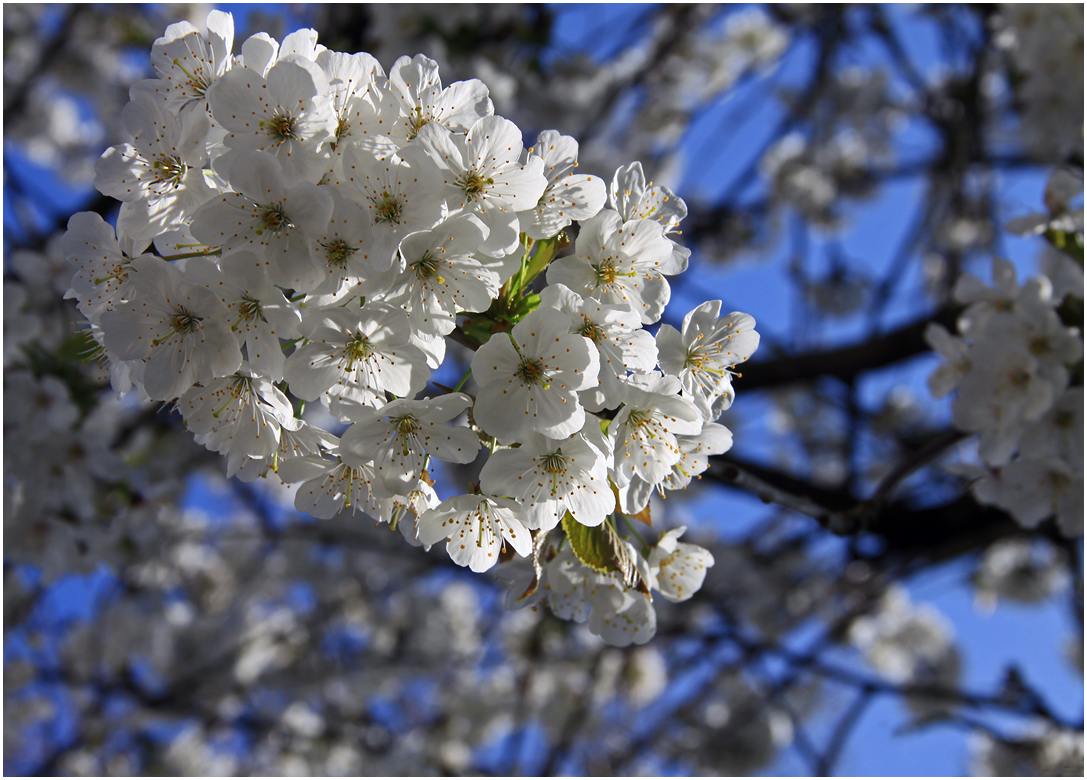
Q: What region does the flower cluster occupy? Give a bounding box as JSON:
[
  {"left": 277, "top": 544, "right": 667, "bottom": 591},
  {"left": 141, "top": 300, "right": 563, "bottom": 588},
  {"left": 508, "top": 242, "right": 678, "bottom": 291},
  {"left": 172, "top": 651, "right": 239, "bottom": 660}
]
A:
[
  {"left": 61, "top": 13, "right": 759, "bottom": 646},
  {"left": 992, "top": 4, "right": 1084, "bottom": 162},
  {"left": 926, "top": 177, "right": 1083, "bottom": 536}
]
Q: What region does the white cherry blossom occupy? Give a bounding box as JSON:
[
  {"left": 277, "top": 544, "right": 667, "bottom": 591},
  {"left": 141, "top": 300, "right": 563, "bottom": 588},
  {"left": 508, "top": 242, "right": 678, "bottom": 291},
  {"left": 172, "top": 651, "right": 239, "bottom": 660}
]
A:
[
  {"left": 413, "top": 116, "right": 547, "bottom": 257},
  {"left": 417, "top": 494, "right": 532, "bottom": 573},
  {"left": 338, "top": 393, "right": 480, "bottom": 492},
  {"left": 656, "top": 301, "right": 760, "bottom": 420},
  {"left": 387, "top": 54, "right": 493, "bottom": 144},
  {"left": 179, "top": 368, "right": 296, "bottom": 473},
  {"left": 538, "top": 282, "right": 657, "bottom": 412},
  {"left": 98, "top": 255, "right": 241, "bottom": 400},
  {"left": 338, "top": 136, "right": 446, "bottom": 269},
  {"left": 148, "top": 10, "right": 235, "bottom": 114},
  {"left": 282, "top": 303, "right": 429, "bottom": 417},
  {"left": 480, "top": 430, "right": 612, "bottom": 532},
  {"left": 621, "top": 421, "right": 733, "bottom": 513},
  {"left": 305, "top": 189, "right": 392, "bottom": 297},
  {"left": 546, "top": 209, "right": 679, "bottom": 324},
  {"left": 208, "top": 55, "right": 337, "bottom": 183},
  {"left": 60, "top": 212, "right": 148, "bottom": 324},
  {"left": 610, "top": 160, "right": 690, "bottom": 270},
  {"left": 286, "top": 457, "right": 386, "bottom": 520},
  {"left": 471, "top": 306, "right": 600, "bottom": 443},
  {"left": 184, "top": 252, "right": 301, "bottom": 381},
  {"left": 94, "top": 94, "right": 213, "bottom": 242},
  {"left": 543, "top": 546, "right": 656, "bottom": 646},
  {"left": 375, "top": 476, "right": 441, "bottom": 547},
  {"left": 523, "top": 130, "right": 607, "bottom": 240},
  {"left": 609, "top": 371, "right": 703, "bottom": 488},
  {"left": 648, "top": 526, "right": 715, "bottom": 603},
  {"left": 233, "top": 419, "right": 337, "bottom": 483},
  {"left": 383, "top": 216, "right": 498, "bottom": 342},
  {"left": 189, "top": 151, "right": 334, "bottom": 292},
  {"left": 315, "top": 50, "right": 397, "bottom": 150}
]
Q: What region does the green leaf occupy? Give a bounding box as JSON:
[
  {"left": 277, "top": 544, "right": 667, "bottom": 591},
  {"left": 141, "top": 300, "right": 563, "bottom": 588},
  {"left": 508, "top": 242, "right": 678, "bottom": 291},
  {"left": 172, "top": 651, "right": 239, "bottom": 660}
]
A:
[
  {"left": 562, "top": 512, "right": 622, "bottom": 575},
  {"left": 521, "top": 233, "right": 568, "bottom": 285}
]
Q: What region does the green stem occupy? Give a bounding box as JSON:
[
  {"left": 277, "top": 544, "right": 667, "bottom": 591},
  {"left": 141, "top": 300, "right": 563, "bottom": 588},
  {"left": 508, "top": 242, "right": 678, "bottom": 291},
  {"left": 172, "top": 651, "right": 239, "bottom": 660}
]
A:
[
  {"left": 620, "top": 512, "right": 648, "bottom": 550},
  {"left": 452, "top": 368, "right": 472, "bottom": 392}
]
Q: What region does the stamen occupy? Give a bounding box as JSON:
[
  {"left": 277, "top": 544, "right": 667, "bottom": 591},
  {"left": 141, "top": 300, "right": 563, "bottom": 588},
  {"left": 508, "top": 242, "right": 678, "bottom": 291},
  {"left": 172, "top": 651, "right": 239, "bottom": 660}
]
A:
[
  {"left": 395, "top": 414, "right": 421, "bottom": 457},
  {"left": 456, "top": 169, "right": 494, "bottom": 202},
  {"left": 515, "top": 357, "right": 549, "bottom": 387},
  {"left": 322, "top": 239, "right": 356, "bottom": 269},
  {"left": 578, "top": 316, "right": 606, "bottom": 345},
  {"left": 343, "top": 332, "right": 374, "bottom": 370},
  {"left": 171, "top": 57, "right": 211, "bottom": 97},
  {"left": 542, "top": 449, "right": 566, "bottom": 497},
  {"left": 407, "top": 106, "right": 429, "bottom": 140},
  {"left": 232, "top": 296, "right": 263, "bottom": 331},
  {"left": 151, "top": 155, "right": 187, "bottom": 187},
  {"left": 371, "top": 191, "right": 404, "bottom": 225},
  {"left": 260, "top": 111, "right": 300, "bottom": 145},
  {"left": 591, "top": 259, "right": 637, "bottom": 287},
  {"left": 254, "top": 205, "right": 291, "bottom": 235},
  {"left": 411, "top": 250, "right": 445, "bottom": 284}
]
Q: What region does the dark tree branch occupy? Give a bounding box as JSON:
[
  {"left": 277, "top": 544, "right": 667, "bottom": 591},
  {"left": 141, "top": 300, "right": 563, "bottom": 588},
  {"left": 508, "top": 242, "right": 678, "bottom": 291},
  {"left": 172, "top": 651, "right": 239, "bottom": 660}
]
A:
[
  {"left": 737, "top": 305, "right": 960, "bottom": 392},
  {"left": 817, "top": 687, "right": 875, "bottom": 776}
]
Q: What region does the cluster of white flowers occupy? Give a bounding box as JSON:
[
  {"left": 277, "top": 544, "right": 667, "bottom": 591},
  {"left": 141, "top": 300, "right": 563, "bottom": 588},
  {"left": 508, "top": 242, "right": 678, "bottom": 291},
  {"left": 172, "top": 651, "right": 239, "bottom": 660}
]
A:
[
  {"left": 926, "top": 173, "right": 1083, "bottom": 537},
  {"left": 61, "top": 13, "right": 760, "bottom": 646},
  {"left": 971, "top": 723, "right": 1085, "bottom": 777},
  {"left": 849, "top": 587, "right": 962, "bottom": 721},
  {"left": 992, "top": 3, "right": 1084, "bottom": 162}
]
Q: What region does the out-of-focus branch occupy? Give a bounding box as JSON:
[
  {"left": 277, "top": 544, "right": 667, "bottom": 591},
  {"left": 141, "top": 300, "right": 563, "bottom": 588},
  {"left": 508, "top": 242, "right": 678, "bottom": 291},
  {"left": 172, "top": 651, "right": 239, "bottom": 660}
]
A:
[
  {"left": 3, "top": 6, "right": 87, "bottom": 122},
  {"left": 816, "top": 687, "right": 875, "bottom": 776},
  {"left": 736, "top": 305, "right": 960, "bottom": 391}
]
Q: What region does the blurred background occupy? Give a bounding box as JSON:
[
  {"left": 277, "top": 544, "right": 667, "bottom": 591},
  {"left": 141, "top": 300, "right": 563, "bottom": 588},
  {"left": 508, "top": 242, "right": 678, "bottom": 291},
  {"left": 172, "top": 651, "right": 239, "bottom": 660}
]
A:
[{"left": 4, "top": 3, "right": 1083, "bottom": 775}]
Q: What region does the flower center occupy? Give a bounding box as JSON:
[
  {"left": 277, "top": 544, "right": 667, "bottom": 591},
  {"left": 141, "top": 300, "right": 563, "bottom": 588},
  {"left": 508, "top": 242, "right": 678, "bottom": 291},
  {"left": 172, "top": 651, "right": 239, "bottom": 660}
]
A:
[
  {"left": 323, "top": 239, "right": 356, "bottom": 269},
  {"left": 541, "top": 449, "right": 567, "bottom": 497},
  {"left": 515, "top": 357, "right": 548, "bottom": 386},
  {"left": 1029, "top": 336, "right": 1051, "bottom": 356},
  {"left": 152, "top": 306, "right": 203, "bottom": 346},
  {"left": 578, "top": 317, "right": 606, "bottom": 345},
  {"left": 344, "top": 332, "right": 374, "bottom": 370},
  {"left": 371, "top": 191, "right": 404, "bottom": 224},
  {"left": 684, "top": 345, "right": 726, "bottom": 376},
  {"left": 395, "top": 415, "right": 421, "bottom": 436},
  {"left": 411, "top": 250, "right": 445, "bottom": 283},
  {"left": 172, "top": 308, "right": 202, "bottom": 333},
  {"left": 394, "top": 414, "right": 421, "bottom": 456},
  {"left": 591, "top": 258, "right": 636, "bottom": 288},
  {"left": 256, "top": 205, "right": 291, "bottom": 235},
  {"left": 335, "top": 116, "right": 351, "bottom": 141},
  {"left": 171, "top": 57, "right": 212, "bottom": 98},
  {"left": 407, "top": 106, "right": 429, "bottom": 140},
  {"left": 627, "top": 408, "right": 652, "bottom": 430},
  {"left": 1008, "top": 367, "right": 1032, "bottom": 388},
  {"left": 456, "top": 169, "right": 493, "bottom": 202},
  {"left": 542, "top": 450, "right": 566, "bottom": 475},
  {"left": 212, "top": 375, "right": 254, "bottom": 419},
  {"left": 232, "top": 296, "right": 263, "bottom": 332},
  {"left": 151, "top": 155, "right": 186, "bottom": 186},
  {"left": 263, "top": 111, "right": 300, "bottom": 145}
]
